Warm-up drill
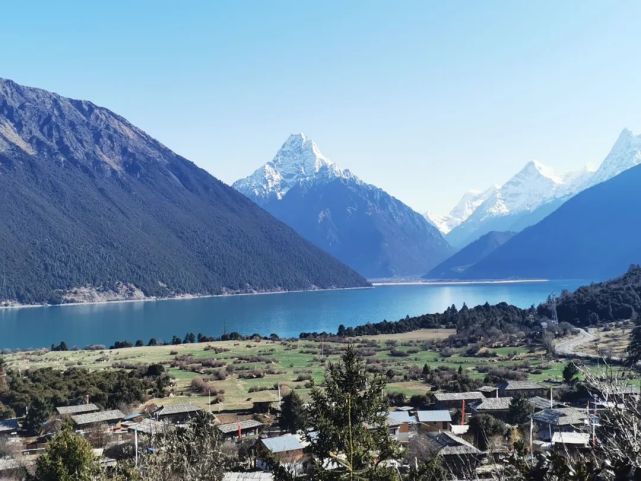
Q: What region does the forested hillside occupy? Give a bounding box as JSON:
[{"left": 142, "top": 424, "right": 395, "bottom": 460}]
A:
[{"left": 0, "top": 79, "right": 367, "bottom": 304}]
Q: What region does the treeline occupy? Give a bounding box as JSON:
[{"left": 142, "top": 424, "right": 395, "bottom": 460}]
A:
[
  {"left": 0, "top": 364, "right": 171, "bottom": 419},
  {"left": 539, "top": 265, "right": 641, "bottom": 325},
  {"left": 302, "top": 302, "right": 539, "bottom": 344}
]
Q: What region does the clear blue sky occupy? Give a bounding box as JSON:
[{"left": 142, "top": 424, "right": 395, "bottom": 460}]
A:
[{"left": 3, "top": 1, "right": 641, "bottom": 214}]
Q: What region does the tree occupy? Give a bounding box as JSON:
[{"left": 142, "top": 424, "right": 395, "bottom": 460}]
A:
[
  {"left": 280, "top": 391, "right": 306, "bottom": 434},
  {"left": 32, "top": 428, "right": 99, "bottom": 481},
  {"left": 627, "top": 321, "right": 641, "bottom": 367},
  {"left": 305, "top": 345, "right": 401, "bottom": 480},
  {"left": 138, "top": 412, "right": 225, "bottom": 481},
  {"left": 468, "top": 414, "right": 507, "bottom": 451},
  {"left": 508, "top": 396, "right": 532, "bottom": 426},
  {"left": 562, "top": 362, "right": 580, "bottom": 384},
  {"left": 24, "top": 397, "right": 52, "bottom": 435},
  {"left": 0, "top": 357, "right": 7, "bottom": 395}
]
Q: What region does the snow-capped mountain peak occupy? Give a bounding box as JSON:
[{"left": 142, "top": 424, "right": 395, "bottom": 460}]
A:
[
  {"left": 233, "top": 133, "right": 351, "bottom": 201},
  {"left": 424, "top": 188, "right": 496, "bottom": 234},
  {"left": 589, "top": 128, "right": 641, "bottom": 186}
]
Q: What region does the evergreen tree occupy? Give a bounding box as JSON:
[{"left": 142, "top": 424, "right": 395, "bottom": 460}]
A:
[
  {"left": 32, "top": 428, "right": 99, "bottom": 481},
  {"left": 24, "top": 397, "right": 51, "bottom": 435},
  {"left": 305, "top": 345, "right": 400, "bottom": 480},
  {"left": 280, "top": 391, "right": 306, "bottom": 434},
  {"left": 507, "top": 396, "right": 532, "bottom": 426},
  {"left": 562, "top": 362, "right": 580, "bottom": 384},
  {"left": 627, "top": 321, "right": 641, "bottom": 367}
]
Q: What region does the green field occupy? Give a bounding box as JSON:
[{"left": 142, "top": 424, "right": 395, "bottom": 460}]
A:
[{"left": 4, "top": 332, "right": 577, "bottom": 410}]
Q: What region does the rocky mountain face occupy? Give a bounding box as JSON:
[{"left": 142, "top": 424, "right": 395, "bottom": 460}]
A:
[
  {"left": 234, "top": 134, "right": 452, "bottom": 278},
  {"left": 0, "top": 79, "right": 368, "bottom": 304}
]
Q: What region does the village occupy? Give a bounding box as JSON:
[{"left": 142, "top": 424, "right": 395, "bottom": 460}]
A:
[{"left": 0, "top": 328, "right": 636, "bottom": 480}]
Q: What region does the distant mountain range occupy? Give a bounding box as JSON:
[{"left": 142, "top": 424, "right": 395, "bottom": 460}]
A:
[
  {"left": 430, "top": 161, "right": 641, "bottom": 280},
  {"left": 428, "top": 129, "right": 641, "bottom": 249},
  {"left": 234, "top": 134, "right": 452, "bottom": 278},
  {"left": 0, "top": 79, "right": 368, "bottom": 304}
]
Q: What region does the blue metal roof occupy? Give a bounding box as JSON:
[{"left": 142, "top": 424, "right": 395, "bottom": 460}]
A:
[
  {"left": 417, "top": 410, "right": 452, "bottom": 423},
  {"left": 261, "top": 434, "right": 305, "bottom": 453}
]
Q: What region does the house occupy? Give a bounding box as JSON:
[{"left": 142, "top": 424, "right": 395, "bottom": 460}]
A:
[
  {"left": 498, "top": 380, "right": 547, "bottom": 398},
  {"left": 224, "top": 473, "right": 274, "bottom": 481},
  {"left": 56, "top": 404, "right": 100, "bottom": 416},
  {"left": 472, "top": 397, "right": 512, "bottom": 421},
  {"left": 432, "top": 392, "right": 484, "bottom": 409},
  {"left": 532, "top": 407, "right": 590, "bottom": 441},
  {"left": 416, "top": 410, "right": 452, "bottom": 432},
  {"left": 527, "top": 396, "right": 562, "bottom": 412},
  {"left": 425, "top": 431, "right": 484, "bottom": 476},
  {"left": 257, "top": 434, "right": 309, "bottom": 474},
  {"left": 386, "top": 410, "right": 416, "bottom": 443},
  {"left": 154, "top": 403, "right": 203, "bottom": 424},
  {"left": 0, "top": 418, "right": 19, "bottom": 437},
  {"left": 217, "top": 419, "right": 264, "bottom": 440},
  {"left": 551, "top": 431, "right": 591, "bottom": 451},
  {"left": 128, "top": 418, "right": 168, "bottom": 436},
  {"left": 71, "top": 409, "right": 125, "bottom": 429},
  {"left": 478, "top": 386, "right": 499, "bottom": 398}
]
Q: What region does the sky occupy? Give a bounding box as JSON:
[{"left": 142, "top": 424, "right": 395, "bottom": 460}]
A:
[{"left": 2, "top": 1, "right": 641, "bottom": 215}]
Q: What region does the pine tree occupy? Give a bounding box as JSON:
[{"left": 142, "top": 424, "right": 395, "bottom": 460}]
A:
[
  {"left": 305, "top": 345, "right": 400, "bottom": 480},
  {"left": 280, "top": 391, "right": 306, "bottom": 434}
]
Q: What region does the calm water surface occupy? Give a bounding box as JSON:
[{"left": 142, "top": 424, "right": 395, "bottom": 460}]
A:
[{"left": 0, "top": 280, "right": 585, "bottom": 349}]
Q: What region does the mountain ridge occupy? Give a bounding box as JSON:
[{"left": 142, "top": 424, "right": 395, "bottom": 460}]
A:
[{"left": 0, "top": 79, "right": 368, "bottom": 304}]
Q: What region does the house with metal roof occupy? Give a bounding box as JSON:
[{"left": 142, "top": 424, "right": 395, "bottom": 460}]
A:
[
  {"left": 432, "top": 391, "right": 484, "bottom": 409},
  {"left": 0, "top": 418, "right": 19, "bottom": 437},
  {"left": 154, "top": 403, "right": 203, "bottom": 423},
  {"left": 223, "top": 473, "right": 274, "bottom": 481},
  {"left": 71, "top": 409, "right": 125, "bottom": 428},
  {"left": 498, "top": 380, "right": 547, "bottom": 398},
  {"left": 416, "top": 410, "right": 452, "bottom": 432},
  {"left": 425, "top": 431, "right": 484, "bottom": 476},
  {"left": 217, "top": 419, "right": 263, "bottom": 440},
  {"left": 472, "top": 397, "right": 513, "bottom": 421},
  {"left": 257, "top": 434, "right": 309, "bottom": 475},
  {"left": 532, "top": 407, "right": 590, "bottom": 441},
  {"left": 127, "top": 418, "right": 169, "bottom": 436},
  {"left": 56, "top": 404, "right": 100, "bottom": 416}
]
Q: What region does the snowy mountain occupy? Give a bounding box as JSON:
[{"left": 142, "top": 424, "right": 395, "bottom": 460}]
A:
[
  {"left": 440, "top": 129, "right": 641, "bottom": 249},
  {"left": 233, "top": 134, "right": 353, "bottom": 201},
  {"left": 424, "top": 188, "right": 495, "bottom": 234},
  {"left": 588, "top": 128, "right": 641, "bottom": 187},
  {"left": 234, "top": 134, "right": 452, "bottom": 278}
]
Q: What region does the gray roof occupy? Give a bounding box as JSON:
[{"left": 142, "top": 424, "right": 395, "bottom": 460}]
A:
[
  {"left": 155, "top": 403, "right": 203, "bottom": 417},
  {"left": 528, "top": 396, "right": 559, "bottom": 411},
  {"left": 387, "top": 411, "right": 416, "bottom": 426},
  {"left": 224, "top": 473, "right": 274, "bottom": 481},
  {"left": 499, "top": 380, "right": 545, "bottom": 391},
  {"left": 129, "top": 418, "right": 168, "bottom": 436},
  {"left": 217, "top": 419, "right": 263, "bottom": 434},
  {"left": 0, "top": 418, "right": 19, "bottom": 434},
  {"left": 533, "top": 407, "right": 589, "bottom": 427},
  {"left": 56, "top": 404, "right": 100, "bottom": 416},
  {"left": 261, "top": 434, "right": 306, "bottom": 453},
  {"left": 427, "top": 431, "right": 481, "bottom": 456},
  {"left": 474, "top": 397, "right": 513, "bottom": 411},
  {"left": 434, "top": 391, "right": 484, "bottom": 402},
  {"left": 71, "top": 409, "right": 125, "bottom": 426},
  {"left": 417, "top": 410, "right": 452, "bottom": 423}
]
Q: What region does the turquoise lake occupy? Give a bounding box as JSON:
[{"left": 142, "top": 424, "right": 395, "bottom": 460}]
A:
[{"left": 0, "top": 280, "right": 585, "bottom": 349}]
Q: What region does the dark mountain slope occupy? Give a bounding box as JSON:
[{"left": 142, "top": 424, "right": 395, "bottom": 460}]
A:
[
  {"left": 0, "top": 79, "right": 367, "bottom": 304},
  {"left": 454, "top": 163, "right": 641, "bottom": 280},
  {"left": 425, "top": 231, "right": 516, "bottom": 279},
  {"left": 262, "top": 177, "right": 452, "bottom": 278}
]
